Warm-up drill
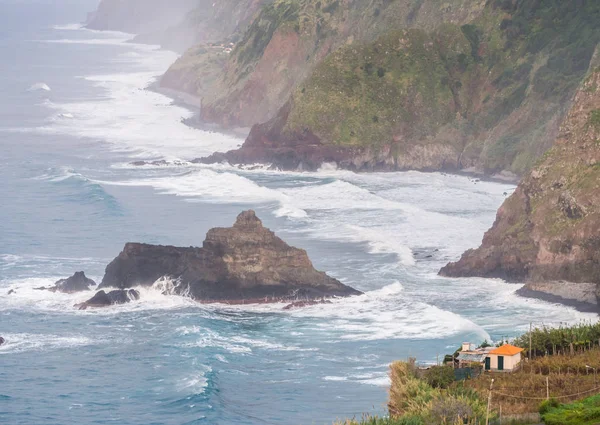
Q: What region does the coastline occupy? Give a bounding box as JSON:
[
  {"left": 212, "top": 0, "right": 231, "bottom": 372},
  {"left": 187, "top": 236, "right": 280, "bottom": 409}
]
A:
[
  {"left": 144, "top": 63, "right": 600, "bottom": 319},
  {"left": 147, "top": 81, "right": 251, "bottom": 140},
  {"left": 516, "top": 282, "right": 599, "bottom": 314},
  {"left": 147, "top": 74, "right": 519, "bottom": 184}
]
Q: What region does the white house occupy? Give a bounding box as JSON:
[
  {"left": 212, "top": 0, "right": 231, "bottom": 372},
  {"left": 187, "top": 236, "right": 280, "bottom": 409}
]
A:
[
  {"left": 485, "top": 344, "right": 523, "bottom": 372},
  {"left": 456, "top": 343, "right": 523, "bottom": 372}
]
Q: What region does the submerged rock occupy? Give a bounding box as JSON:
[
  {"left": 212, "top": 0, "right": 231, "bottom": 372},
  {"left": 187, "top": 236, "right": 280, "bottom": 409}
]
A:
[
  {"left": 76, "top": 289, "right": 140, "bottom": 310},
  {"left": 99, "top": 210, "right": 361, "bottom": 303},
  {"left": 283, "top": 299, "right": 333, "bottom": 310},
  {"left": 0, "top": 337, "right": 5, "bottom": 346}
]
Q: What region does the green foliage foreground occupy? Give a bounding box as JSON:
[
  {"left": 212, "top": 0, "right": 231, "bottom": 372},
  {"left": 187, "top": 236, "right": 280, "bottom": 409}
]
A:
[
  {"left": 387, "top": 361, "right": 488, "bottom": 425},
  {"left": 541, "top": 393, "right": 600, "bottom": 425}
]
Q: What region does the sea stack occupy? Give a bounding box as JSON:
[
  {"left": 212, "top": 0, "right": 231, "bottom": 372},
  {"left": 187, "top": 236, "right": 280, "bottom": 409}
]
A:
[{"left": 99, "top": 210, "right": 361, "bottom": 303}]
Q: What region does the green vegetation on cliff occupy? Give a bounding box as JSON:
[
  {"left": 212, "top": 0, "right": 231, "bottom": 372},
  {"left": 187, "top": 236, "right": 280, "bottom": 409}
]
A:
[
  {"left": 234, "top": 0, "right": 300, "bottom": 69},
  {"left": 281, "top": 0, "right": 600, "bottom": 174},
  {"left": 166, "top": 0, "right": 487, "bottom": 130},
  {"left": 285, "top": 25, "right": 479, "bottom": 149}
]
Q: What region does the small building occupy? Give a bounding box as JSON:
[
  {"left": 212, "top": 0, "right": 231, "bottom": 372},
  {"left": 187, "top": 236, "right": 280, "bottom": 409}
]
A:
[
  {"left": 485, "top": 344, "right": 523, "bottom": 372},
  {"left": 456, "top": 342, "right": 523, "bottom": 373}
]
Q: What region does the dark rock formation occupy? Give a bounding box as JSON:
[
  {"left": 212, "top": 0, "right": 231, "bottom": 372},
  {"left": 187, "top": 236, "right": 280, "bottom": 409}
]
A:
[
  {"left": 440, "top": 67, "right": 600, "bottom": 308},
  {"left": 99, "top": 210, "right": 361, "bottom": 303},
  {"left": 53, "top": 272, "right": 96, "bottom": 293},
  {"left": 76, "top": 289, "right": 140, "bottom": 310},
  {"left": 0, "top": 337, "right": 5, "bottom": 346},
  {"left": 7, "top": 289, "right": 15, "bottom": 295},
  {"left": 34, "top": 272, "right": 96, "bottom": 294},
  {"left": 196, "top": 101, "right": 386, "bottom": 172}
]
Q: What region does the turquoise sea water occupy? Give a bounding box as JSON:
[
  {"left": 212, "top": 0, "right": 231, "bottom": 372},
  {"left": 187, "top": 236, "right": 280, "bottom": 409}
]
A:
[{"left": 0, "top": 2, "right": 595, "bottom": 424}]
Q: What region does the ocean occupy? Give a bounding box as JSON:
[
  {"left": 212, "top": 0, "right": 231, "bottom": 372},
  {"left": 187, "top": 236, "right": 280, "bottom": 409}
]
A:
[{"left": 0, "top": 2, "right": 595, "bottom": 424}]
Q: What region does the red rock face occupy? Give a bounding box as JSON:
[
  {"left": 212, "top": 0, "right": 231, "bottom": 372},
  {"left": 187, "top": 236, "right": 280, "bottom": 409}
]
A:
[
  {"left": 440, "top": 68, "right": 600, "bottom": 288},
  {"left": 201, "top": 28, "right": 315, "bottom": 128},
  {"left": 99, "top": 210, "right": 361, "bottom": 302}
]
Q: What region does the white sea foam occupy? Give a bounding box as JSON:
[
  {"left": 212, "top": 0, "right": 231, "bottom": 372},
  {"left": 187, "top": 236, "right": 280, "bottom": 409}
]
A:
[
  {"left": 176, "top": 365, "right": 211, "bottom": 394},
  {"left": 0, "top": 332, "right": 93, "bottom": 354},
  {"left": 323, "top": 372, "right": 390, "bottom": 387},
  {"left": 52, "top": 23, "right": 84, "bottom": 30},
  {"left": 27, "top": 82, "right": 51, "bottom": 92},
  {"left": 51, "top": 23, "right": 133, "bottom": 38},
  {"left": 26, "top": 32, "right": 242, "bottom": 161},
  {"left": 0, "top": 276, "right": 197, "bottom": 315},
  {"left": 40, "top": 37, "right": 135, "bottom": 46}
]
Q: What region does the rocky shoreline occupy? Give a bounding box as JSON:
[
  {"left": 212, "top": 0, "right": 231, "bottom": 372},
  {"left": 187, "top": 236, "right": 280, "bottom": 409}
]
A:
[{"left": 517, "top": 282, "right": 600, "bottom": 314}]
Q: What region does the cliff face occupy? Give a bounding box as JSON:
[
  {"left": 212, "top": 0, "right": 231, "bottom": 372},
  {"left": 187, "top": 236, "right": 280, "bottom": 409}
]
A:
[
  {"left": 157, "top": 0, "right": 271, "bottom": 53},
  {"left": 99, "top": 210, "right": 360, "bottom": 302},
  {"left": 440, "top": 66, "right": 600, "bottom": 303},
  {"left": 87, "top": 0, "right": 265, "bottom": 53},
  {"left": 206, "top": 0, "right": 600, "bottom": 175},
  {"left": 86, "top": 0, "right": 199, "bottom": 35},
  {"left": 163, "top": 0, "right": 486, "bottom": 129}
]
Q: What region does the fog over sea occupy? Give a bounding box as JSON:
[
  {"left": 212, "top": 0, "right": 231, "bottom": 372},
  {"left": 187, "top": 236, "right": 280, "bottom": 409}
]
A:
[{"left": 0, "top": 2, "right": 595, "bottom": 424}]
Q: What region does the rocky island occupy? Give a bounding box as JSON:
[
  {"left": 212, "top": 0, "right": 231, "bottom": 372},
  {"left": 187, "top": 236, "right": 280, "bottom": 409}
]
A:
[{"left": 77, "top": 210, "right": 359, "bottom": 308}]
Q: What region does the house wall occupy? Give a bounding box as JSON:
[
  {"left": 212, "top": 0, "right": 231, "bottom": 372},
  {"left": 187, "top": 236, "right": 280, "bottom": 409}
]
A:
[{"left": 488, "top": 353, "right": 521, "bottom": 370}]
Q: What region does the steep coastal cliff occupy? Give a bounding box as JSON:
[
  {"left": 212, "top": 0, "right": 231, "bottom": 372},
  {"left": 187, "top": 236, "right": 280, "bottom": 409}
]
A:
[
  {"left": 163, "top": 0, "right": 485, "bottom": 129},
  {"left": 441, "top": 65, "right": 600, "bottom": 310},
  {"left": 202, "top": 0, "right": 600, "bottom": 175}
]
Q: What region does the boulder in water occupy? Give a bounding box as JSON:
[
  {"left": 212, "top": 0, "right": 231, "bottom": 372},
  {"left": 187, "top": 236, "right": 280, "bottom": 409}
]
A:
[
  {"left": 76, "top": 289, "right": 140, "bottom": 310},
  {"left": 34, "top": 271, "right": 96, "bottom": 293},
  {"left": 0, "top": 337, "right": 5, "bottom": 346},
  {"left": 53, "top": 272, "right": 96, "bottom": 293}
]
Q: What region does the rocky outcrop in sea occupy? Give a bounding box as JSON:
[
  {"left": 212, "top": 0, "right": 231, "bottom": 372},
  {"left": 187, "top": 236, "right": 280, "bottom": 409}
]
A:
[
  {"left": 35, "top": 271, "right": 96, "bottom": 294},
  {"left": 98, "top": 210, "right": 360, "bottom": 303},
  {"left": 76, "top": 289, "right": 141, "bottom": 310}
]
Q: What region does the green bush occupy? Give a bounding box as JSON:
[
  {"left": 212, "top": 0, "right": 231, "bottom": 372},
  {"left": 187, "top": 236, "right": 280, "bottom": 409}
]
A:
[
  {"left": 424, "top": 366, "right": 455, "bottom": 389},
  {"left": 539, "top": 397, "right": 559, "bottom": 415}
]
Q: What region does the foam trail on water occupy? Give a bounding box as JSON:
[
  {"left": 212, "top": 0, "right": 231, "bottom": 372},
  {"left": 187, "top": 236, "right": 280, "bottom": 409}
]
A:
[{"left": 0, "top": 333, "right": 94, "bottom": 355}]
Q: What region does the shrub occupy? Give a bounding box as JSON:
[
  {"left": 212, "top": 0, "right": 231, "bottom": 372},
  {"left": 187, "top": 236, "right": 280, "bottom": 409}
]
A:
[
  {"left": 424, "top": 366, "right": 455, "bottom": 389},
  {"left": 539, "top": 398, "right": 559, "bottom": 415}
]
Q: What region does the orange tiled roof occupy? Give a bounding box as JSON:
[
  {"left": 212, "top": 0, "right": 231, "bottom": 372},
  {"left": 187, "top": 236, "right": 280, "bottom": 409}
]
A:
[{"left": 489, "top": 344, "right": 524, "bottom": 356}]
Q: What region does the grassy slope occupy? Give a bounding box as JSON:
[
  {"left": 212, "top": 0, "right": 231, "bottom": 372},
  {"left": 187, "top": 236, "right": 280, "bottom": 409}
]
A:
[{"left": 281, "top": 0, "right": 600, "bottom": 174}]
